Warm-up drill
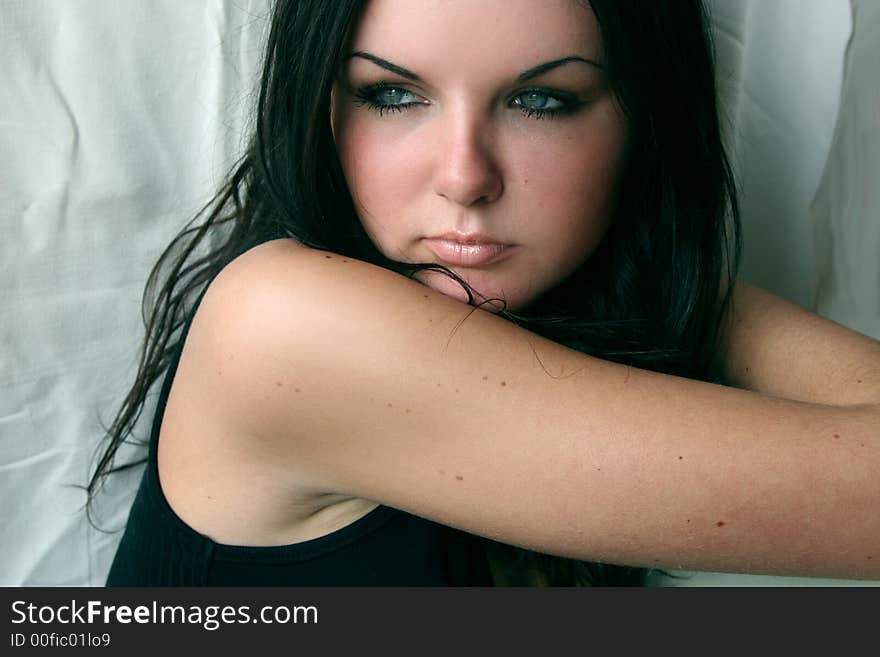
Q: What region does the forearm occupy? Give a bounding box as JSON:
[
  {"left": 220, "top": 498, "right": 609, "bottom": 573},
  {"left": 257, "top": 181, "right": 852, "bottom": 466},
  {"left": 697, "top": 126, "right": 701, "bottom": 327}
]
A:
[
  {"left": 580, "top": 383, "right": 880, "bottom": 579},
  {"left": 721, "top": 282, "right": 880, "bottom": 406}
]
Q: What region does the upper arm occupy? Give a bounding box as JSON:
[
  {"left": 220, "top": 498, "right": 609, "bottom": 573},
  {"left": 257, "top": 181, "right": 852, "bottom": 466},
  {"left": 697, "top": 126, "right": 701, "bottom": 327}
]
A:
[
  {"left": 719, "top": 281, "right": 880, "bottom": 406},
  {"left": 191, "top": 240, "right": 880, "bottom": 579}
]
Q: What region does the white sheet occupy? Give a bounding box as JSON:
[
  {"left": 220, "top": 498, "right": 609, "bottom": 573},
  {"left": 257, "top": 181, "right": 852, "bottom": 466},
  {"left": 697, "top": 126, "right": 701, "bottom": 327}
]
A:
[
  {"left": 1, "top": 0, "right": 876, "bottom": 587},
  {"left": 813, "top": 0, "right": 880, "bottom": 339},
  {"left": 1, "top": 0, "right": 269, "bottom": 585}
]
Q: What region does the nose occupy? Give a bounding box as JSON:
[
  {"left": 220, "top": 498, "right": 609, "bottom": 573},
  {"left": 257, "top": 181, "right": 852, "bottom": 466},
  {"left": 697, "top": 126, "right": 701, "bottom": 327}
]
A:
[{"left": 432, "top": 108, "right": 503, "bottom": 207}]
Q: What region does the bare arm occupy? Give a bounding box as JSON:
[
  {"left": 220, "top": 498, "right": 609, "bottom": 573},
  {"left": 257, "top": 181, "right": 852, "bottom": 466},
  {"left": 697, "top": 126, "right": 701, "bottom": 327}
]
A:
[
  {"left": 190, "top": 240, "right": 880, "bottom": 579},
  {"left": 720, "top": 281, "right": 880, "bottom": 406}
]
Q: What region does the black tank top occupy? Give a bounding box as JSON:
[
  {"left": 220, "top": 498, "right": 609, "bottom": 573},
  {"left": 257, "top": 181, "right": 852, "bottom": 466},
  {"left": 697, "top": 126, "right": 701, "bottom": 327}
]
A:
[{"left": 106, "top": 276, "right": 493, "bottom": 586}]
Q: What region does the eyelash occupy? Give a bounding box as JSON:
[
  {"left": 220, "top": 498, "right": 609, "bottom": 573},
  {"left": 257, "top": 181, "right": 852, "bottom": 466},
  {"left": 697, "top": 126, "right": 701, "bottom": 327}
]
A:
[
  {"left": 353, "top": 83, "right": 581, "bottom": 120},
  {"left": 353, "top": 84, "right": 418, "bottom": 116}
]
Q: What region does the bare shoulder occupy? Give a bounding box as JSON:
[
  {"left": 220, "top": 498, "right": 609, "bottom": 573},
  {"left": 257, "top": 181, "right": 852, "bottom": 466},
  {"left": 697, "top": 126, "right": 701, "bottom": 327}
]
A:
[
  {"left": 158, "top": 238, "right": 403, "bottom": 546},
  {"left": 195, "top": 234, "right": 543, "bottom": 450}
]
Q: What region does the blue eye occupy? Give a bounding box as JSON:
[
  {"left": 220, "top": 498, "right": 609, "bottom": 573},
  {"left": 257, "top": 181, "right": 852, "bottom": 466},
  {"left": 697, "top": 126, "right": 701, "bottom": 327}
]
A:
[
  {"left": 355, "top": 84, "right": 582, "bottom": 120},
  {"left": 511, "top": 90, "right": 576, "bottom": 120},
  {"left": 355, "top": 84, "right": 422, "bottom": 115}
]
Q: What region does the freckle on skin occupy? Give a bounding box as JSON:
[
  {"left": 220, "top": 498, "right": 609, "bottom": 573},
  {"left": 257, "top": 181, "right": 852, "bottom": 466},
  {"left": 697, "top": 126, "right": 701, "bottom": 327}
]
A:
[
  {"left": 482, "top": 375, "right": 488, "bottom": 381},
  {"left": 834, "top": 434, "right": 840, "bottom": 439},
  {"left": 406, "top": 408, "right": 411, "bottom": 413},
  {"left": 387, "top": 402, "right": 393, "bottom": 408},
  {"left": 716, "top": 521, "right": 725, "bottom": 527},
  {"left": 276, "top": 381, "right": 283, "bottom": 387},
  {"left": 455, "top": 475, "right": 464, "bottom": 481},
  {"left": 295, "top": 388, "right": 301, "bottom": 393},
  {"left": 325, "top": 255, "right": 332, "bottom": 259},
  {"left": 500, "top": 381, "right": 506, "bottom": 387},
  {"left": 678, "top": 456, "right": 683, "bottom": 460}
]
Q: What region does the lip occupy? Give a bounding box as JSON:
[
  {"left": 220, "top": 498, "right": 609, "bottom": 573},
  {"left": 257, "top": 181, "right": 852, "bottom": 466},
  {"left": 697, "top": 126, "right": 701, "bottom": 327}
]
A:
[{"left": 422, "top": 233, "right": 517, "bottom": 267}]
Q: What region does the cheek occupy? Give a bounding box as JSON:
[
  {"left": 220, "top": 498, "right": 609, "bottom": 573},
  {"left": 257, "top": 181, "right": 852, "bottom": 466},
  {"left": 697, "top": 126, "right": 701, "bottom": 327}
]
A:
[
  {"left": 337, "top": 121, "right": 428, "bottom": 226},
  {"left": 510, "top": 129, "right": 626, "bottom": 246}
]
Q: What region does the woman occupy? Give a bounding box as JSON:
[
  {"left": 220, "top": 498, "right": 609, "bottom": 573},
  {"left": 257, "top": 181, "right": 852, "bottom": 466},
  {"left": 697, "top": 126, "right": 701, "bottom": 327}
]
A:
[{"left": 92, "top": 0, "right": 880, "bottom": 586}]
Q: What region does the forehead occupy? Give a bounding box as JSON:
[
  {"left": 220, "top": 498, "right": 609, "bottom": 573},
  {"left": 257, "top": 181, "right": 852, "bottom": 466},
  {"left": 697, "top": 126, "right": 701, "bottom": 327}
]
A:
[{"left": 349, "top": 0, "right": 603, "bottom": 72}]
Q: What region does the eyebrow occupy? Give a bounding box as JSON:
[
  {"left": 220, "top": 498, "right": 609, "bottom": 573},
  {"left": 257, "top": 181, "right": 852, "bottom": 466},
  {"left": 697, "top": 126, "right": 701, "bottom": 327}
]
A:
[
  {"left": 517, "top": 56, "right": 604, "bottom": 81},
  {"left": 347, "top": 51, "right": 422, "bottom": 81},
  {"left": 346, "top": 51, "right": 603, "bottom": 83}
]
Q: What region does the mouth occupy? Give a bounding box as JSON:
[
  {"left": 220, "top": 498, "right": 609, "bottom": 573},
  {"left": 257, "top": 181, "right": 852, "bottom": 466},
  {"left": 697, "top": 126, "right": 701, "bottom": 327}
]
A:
[{"left": 422, "top": 233, "right": 518, "bottom": 267}]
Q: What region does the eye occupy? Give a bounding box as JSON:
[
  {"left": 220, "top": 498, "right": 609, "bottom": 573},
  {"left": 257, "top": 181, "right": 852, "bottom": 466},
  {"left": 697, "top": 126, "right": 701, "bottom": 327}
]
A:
[
  {"left": 510, "top": 89, "right": 577, "bottom": 120},
  {"left": 354, "top": 83, "right": 425, "bottom": 116}
]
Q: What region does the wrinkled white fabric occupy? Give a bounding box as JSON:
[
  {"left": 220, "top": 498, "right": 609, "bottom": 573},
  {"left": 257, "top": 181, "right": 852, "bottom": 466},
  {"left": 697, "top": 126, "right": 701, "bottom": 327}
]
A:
[
  {"left": 812, "top": 0, "right": 880, "bottom": 339},
  {"left": 723, "top": 0, "right": 852, "bottom": 309},
  {"left": 1, "top": 0, "right": 269, "bottom": 585},
  {"left": 0, "top": 0, "right": 875, "bottom": 586}
]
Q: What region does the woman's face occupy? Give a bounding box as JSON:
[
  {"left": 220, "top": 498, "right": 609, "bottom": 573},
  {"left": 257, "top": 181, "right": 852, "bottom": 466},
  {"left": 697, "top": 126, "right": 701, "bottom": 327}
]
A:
[{"left": 331, "top": 0, "right": 628, "bottom": 311}]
